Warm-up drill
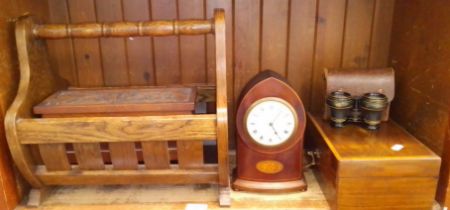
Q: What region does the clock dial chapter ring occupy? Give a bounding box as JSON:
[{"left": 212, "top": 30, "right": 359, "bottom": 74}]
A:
[{"left": 243, "top": 97, "right": 299, "bottom": 149}]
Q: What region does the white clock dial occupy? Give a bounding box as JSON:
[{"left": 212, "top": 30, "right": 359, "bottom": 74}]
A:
[{"left": 245, "top": 98, "right": 297, "bottom": 146}]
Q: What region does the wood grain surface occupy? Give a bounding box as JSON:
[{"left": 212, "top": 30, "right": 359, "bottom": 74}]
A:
[
  {"left": 390, "top": 0, "right": 450, "bottom": 158},
  {"left": 38, "top": 144, "right": 71, "bottom": 171},
  {"left": 33, "top": 87, "right": 196, "bottom": 115},
  {"left": 35, "top": 165, "right": 219, "bottom": 185},
  {"left": 309, "top": 114, "right": 439, "bottom": 160},
  {"left": 45, "top": 0, "right": 394, "bottom": 120},
  {"left": 151, "top": 0, "right": 180, "bottom": 85},
  {"left": 179, "top": 0, "right": 207, "bottom": 84},
  {"left": 17, "top": 114, "right": 217, "bottom": 144},
  {"left": 46, "top": 0, "right": 77, "bottom": 85},
  {"left": 0, "top": 0, "right": 51, "bottom": 207},
  {"left": 65, "top": 0, "right": 106, "bottom": 175},
  {"left": 286, "top": 0, "right": 317, "bottom": 110},
  {"left": 437, "top": 114, "right": 450, "bottom": 207},
  {"left": 234, "top": 73, "right": 307, "bottom": 192},
  {"left": 341, "top": 0, "right": 375, "bottom": 69},
  {"left": 33, "top": 86, "right": 196, "bottom": 171},
  {"left": 67, "top": 0, "right": 103, "bottom": 87},
  {"left": 0, "top": 114, "right": 20, "bottom": 210},
  {"left": 2, "top": 1, "right": 436, "bottom": 209},
  {"left": 34, "top": 20, "right": 215, "bottom": 39},
  {"left": 389, "top": 1, "right": 450, "bottom": 206},
  {"left": 4, "top": 9, "right": 231, "bottom": 207},
  {"left": 122, "top": 0, "right": 155, "bottom": 85},
  {"left": 309, "top": 0, "right": 346, "bottom": 114},
  {"left": 260, "top": 0, "right": 289, "bottom": 75},
  {"left": 15, "top": 169, "right": 330, "bottom": 210},
  {"left": 142, "top": 142, "right": 170, "bottom": 169},
  {"left": 95, "top": 0, "right": 128, "bottom": 87},
  {"left": 5, "top": 15, "right": 69, "bottom": 189},
  {"left": 213, "top": 11, "right": 231, "bottom": 206},
  {"left": 308, "top": 113, "right": 441, "bottom": 210}
]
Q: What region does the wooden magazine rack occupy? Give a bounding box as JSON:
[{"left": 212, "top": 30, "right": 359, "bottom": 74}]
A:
[{"left": 5, "top": 10, "right": 230, "bottom": 206}]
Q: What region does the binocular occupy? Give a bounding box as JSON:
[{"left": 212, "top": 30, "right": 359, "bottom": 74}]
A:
[{"left": 326, "top": 91, "right": 389, "bottom": 130}]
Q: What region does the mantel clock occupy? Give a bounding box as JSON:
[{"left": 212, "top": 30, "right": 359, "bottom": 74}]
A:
[{"left": 233, "top": 70, "right": 307, "bottom": 192}]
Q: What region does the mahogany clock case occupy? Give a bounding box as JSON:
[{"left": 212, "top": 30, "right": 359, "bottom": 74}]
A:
[{"left": 234, "top": 70, "right": 307, "bottom": 192}]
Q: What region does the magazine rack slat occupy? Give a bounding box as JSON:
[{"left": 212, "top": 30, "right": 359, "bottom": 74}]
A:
[{"left": 5, "top": 10, "right": 230, "bottom": 207}]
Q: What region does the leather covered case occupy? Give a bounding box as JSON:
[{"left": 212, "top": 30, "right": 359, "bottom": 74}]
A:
[{"left": 323, "top": 67, "right": 395, "bottom": 121}]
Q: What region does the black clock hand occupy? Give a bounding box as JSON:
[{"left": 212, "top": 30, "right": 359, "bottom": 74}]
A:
[{"left": 269, "top": 123, "right": 282, "bottom": 140}]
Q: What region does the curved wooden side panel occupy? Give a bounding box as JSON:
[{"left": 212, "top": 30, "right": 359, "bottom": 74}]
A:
[
  {"left": 214, "top": 9, "right": 231, "bottom": 206},
  {"left": 4, "top": 16, "right": 67, "bottom": 188}
]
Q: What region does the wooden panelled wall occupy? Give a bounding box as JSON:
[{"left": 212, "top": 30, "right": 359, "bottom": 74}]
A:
[
  {"left": 46, "top": 0, "right": 394, "bottom": 114},
  {"left": 390, "top": 0, "right": 450, "bottom": 156},
  {"left": 388, "top": 0, "right": 450, "bottom": 206}
]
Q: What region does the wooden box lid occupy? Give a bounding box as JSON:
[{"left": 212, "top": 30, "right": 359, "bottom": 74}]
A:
[
  {"left": 308, "top": 113, "right": 441, "bottom": 178},
  {"left": 34, "top": 87, "right": 196, "bottom": 115}
]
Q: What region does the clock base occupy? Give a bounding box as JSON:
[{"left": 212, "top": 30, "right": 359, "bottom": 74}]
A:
[{"left": 232, "top": 178, "right": 307, "bottom": 193}]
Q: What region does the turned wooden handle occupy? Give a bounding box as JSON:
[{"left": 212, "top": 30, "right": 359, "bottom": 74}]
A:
[{"left": 33, "top": 20, "right": 214, "bottom": 39}]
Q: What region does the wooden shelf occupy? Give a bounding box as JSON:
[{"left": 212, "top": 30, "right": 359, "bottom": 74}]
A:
[{"left": 16, "top": 168, "right": 329, "bottom": 210}]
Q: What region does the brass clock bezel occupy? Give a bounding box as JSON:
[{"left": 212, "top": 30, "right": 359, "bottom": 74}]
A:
[{"left": 243, "top": 97, "right": 299, "bottom": 148}]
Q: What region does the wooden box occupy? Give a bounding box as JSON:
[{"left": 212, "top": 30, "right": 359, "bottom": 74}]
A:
[
  {"left": 34, "top": 87, "right": 197, "bottom": 116},
  {"left": 307, "top": 113, "right": 441, "bottom": 210}
]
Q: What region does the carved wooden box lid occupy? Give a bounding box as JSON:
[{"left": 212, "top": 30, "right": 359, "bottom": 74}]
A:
[{"left": 34, "top": 87, "right": 196, "bottom": 115}]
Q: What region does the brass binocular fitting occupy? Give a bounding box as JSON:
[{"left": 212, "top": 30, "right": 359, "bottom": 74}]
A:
[{"left": 326, "top": 91, "right": 389, "bottom": 130}]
